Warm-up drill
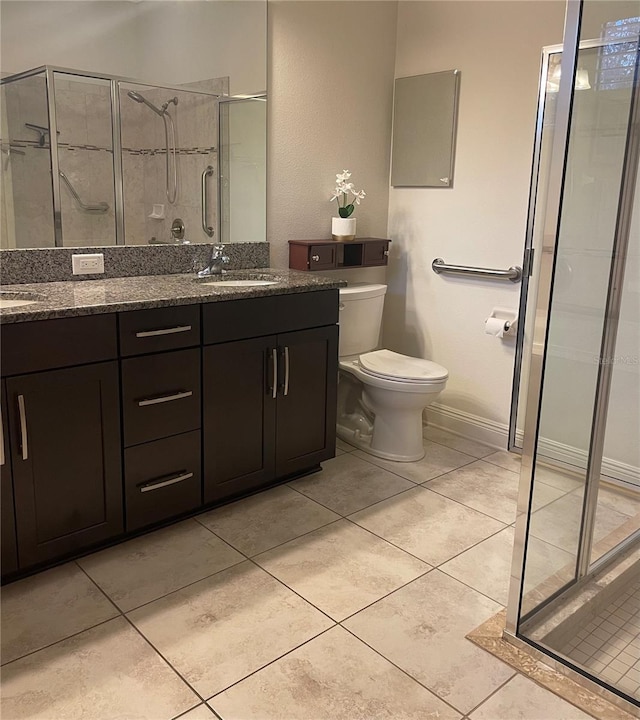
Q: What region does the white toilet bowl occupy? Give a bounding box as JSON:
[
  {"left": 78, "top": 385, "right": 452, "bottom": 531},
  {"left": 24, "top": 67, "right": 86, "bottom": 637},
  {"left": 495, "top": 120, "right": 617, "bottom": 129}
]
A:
[{"left": 337, "top": 349, "right": 448, "bottom": 462}]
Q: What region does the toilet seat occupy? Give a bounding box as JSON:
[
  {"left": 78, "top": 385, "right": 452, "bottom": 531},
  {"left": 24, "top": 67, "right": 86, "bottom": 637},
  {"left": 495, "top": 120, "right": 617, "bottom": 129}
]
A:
[{"left": 358, "top": 350, "right": 448, "bottom": 384}]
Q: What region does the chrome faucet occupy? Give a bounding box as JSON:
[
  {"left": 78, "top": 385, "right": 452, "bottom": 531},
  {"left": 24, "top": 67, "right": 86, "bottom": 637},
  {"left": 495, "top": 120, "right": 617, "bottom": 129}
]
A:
[{"left": 198, "top": 245, "right": 230, "bottom": 277}]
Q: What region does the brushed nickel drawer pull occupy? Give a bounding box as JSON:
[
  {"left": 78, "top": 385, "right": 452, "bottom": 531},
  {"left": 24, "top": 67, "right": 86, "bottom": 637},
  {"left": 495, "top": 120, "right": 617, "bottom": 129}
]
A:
[
  {"left": 138, "top": 390, "right": 193, "bottom": 407},
  {"left": 135, "top": 325, "right": 192, "bottom": 338},
  {"left": 139, "top": 471, "right": 194, "bottom": 493},
  {"left": 0, "top": 405, "right": 5, "bottom": 466},
  {"left": 17, "top": 394, "right": 28, "bottom": 461},
  {"left": 283, "top": 346, "right": 290, "bottom": 396},
  {"left": 272, "top": 348, "right": 278, "bottom": 399}
]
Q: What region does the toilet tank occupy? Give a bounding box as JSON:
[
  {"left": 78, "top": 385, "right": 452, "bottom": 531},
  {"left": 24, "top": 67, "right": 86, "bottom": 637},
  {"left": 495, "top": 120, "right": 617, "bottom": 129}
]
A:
[{"left": 338, "top": 283, "right": 387, "bottom": 357}]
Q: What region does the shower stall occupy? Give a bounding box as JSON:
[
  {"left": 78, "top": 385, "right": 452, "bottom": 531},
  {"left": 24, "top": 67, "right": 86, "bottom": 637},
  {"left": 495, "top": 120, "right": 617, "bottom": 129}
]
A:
[
  {"left": 507, "top": 1, "right": 639, "bottom": 711},
  {"left": 0, "top": 66, "right": 265, "bottom": 248}
]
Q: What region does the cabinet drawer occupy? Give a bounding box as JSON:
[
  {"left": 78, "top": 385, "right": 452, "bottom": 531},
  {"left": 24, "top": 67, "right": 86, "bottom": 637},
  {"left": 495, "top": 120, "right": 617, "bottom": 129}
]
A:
[
  {"left": 1, "top": 314, "right": 117, "bottom": 376},
  {"left": 362, "top": 241, "right": 389, "bottom": 266},
  {"left": 203, "top": 290, "right": 339, "bottom": 344},
  {"left": 119, "top": 305, "right": 200, "bottom": 357},
  {"left": 308, "top": 245, "right": 336, "bottom": 271},
  {"left": 124, "top": 430, "right": 201, "bottom": 531},
  {"left": 122, "top": 348, "right": 201, "bottom": 446}
]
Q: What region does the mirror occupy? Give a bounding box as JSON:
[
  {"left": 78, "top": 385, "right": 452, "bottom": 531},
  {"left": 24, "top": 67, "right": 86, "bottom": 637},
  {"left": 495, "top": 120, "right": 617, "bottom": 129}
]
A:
[
  {"left": 0, "top": 1, "right": 266, "bottom": 249},
  {"left": 391, "top": 70, "right": 460, "bottom": 188}
]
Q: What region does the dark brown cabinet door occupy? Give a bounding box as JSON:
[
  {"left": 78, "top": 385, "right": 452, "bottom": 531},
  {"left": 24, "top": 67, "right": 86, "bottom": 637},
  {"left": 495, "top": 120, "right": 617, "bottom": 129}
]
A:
[
  {"left": 203, "top": 337, "right": 276, "bottom": 503},
  {"left": 7, "top": 362, "right": 123, "bottom": 568},
  {"left": 275, "top": 325, "right": 338, "bottom": 477},
  {"left": 1, "top": 381, "right": 18, "bottom": 575}
]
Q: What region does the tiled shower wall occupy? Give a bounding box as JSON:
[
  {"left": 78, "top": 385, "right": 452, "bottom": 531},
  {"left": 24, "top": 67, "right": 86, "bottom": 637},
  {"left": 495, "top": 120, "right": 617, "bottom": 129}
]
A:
[
  {"left": 1, "top": 72, "right": 227, "bottom": 249},
  {"left": 120, "top": 77, "right": 227, "bottom": 246}
]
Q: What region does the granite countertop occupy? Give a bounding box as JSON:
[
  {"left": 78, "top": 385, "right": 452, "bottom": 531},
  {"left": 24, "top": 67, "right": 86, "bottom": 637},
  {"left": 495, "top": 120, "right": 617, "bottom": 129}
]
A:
[{"left": 0, "top": 268, "right": 346, "bottom": 324}]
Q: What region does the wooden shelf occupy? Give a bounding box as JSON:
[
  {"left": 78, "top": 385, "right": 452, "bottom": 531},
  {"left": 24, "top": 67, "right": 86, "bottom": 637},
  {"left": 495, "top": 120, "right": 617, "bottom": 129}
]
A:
[{"left": 288, "top": 237, "right": 390, "bottom": 271}]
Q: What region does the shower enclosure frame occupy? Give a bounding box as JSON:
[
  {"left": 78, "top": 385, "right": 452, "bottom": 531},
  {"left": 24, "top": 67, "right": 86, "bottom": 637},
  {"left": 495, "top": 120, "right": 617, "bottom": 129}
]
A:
[
  {"left": 0, "top": 65, "right": 222, "bottom": 247},
  {"left": 505, "top": 0, "right": 640, "bottom": 706}
]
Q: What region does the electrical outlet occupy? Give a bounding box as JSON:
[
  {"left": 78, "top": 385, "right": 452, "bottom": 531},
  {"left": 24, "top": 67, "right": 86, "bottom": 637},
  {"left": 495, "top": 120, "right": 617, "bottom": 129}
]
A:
[{"left": 72, "top": 253, "right": 105, "bottom": 275}]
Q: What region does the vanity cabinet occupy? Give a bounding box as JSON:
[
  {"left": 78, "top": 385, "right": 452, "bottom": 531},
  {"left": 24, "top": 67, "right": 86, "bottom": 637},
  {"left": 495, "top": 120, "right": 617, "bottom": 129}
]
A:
[
  {"left": 6, "top": 363, "right": 123, "bottom": 567},
  {"left": 202, "top": 290, "right": 338, "bottom": 503},
  {"left": 0, "top": 287, "right": 339, "bottom": 579},
  {"left": 1, "top": 382, "right": 18, "bottom": 575}
]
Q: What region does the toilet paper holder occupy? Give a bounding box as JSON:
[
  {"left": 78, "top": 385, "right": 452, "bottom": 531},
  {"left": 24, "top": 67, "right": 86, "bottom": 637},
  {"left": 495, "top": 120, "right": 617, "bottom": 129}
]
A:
[{"left": 485, "top": 307, "right": 518, "bottom": 338}]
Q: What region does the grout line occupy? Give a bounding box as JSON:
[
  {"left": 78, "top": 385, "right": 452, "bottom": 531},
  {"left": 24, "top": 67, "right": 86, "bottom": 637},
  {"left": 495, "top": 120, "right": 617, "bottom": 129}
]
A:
[
  {"left": 339, "top": 622, "right": 484, "bottom": 718},
  {"left": 0, "top": 612, "right": 121, "bottom": 669},
  {"left": 463, "top": 673, "right": 519, "bottom": 717},
  {"left": 205, "top": 625, "right": 337, "bottom": 704}
]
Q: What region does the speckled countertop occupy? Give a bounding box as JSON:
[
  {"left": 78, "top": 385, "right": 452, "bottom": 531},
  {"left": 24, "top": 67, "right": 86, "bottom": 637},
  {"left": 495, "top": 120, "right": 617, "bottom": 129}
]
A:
[{"left": 0, "top": 269, "right": 345, "bottom": 324}]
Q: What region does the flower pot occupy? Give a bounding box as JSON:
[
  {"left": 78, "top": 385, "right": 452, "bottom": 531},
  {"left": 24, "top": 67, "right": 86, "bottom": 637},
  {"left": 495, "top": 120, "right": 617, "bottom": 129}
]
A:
[{"left": 332, "top": 216, "right": 356, "bottom": 242}]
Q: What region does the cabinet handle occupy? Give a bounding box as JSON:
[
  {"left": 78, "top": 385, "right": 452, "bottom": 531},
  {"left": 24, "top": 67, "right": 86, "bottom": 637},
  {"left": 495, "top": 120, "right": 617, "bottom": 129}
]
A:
[
  {"left": 135, "top": 325, "right": 192, "bottom": 338},
  {"left": 271, "top": 348, "right": 278, "bottom": 399},
  {"left": 139, "top": 470, "right": 193, "bottom": 493},
  {"left": 384, "top": 250, "right": 389, "bottom": 256},
  {"left": 311, "top": 254, "right": 320, "bottom": 262},
  {"left": 138, "top": 390, "right": 193, "bottom": 407},
  {"left": 17, "top": 394, "right": 28, "bottom": 461},
  {"left": 283, "top": 346, "right": 290, "bottom": 396},
  {"left": 0, "top": 405, "right": 4, "bottom": 466}
]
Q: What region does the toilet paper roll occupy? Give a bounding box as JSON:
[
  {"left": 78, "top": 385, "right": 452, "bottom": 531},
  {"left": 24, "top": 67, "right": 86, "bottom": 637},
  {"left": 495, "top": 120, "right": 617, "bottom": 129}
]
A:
[{"left": 485, "top": 317, "right": 506, "bottom": 338}]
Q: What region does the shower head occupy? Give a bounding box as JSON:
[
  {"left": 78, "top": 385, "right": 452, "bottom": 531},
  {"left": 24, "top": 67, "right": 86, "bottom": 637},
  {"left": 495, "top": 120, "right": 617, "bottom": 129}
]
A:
[{"left": 127, "top": 90, "right": 164, "bottom": 116}]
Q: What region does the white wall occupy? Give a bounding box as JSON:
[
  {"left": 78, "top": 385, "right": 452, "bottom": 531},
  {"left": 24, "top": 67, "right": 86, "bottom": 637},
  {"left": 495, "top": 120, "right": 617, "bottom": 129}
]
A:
[
  {"left": 385, "top": 0, "right": 566, "bottom": 442},
  {"left": 0, "top": 1, "right": 265, "bottom": 94},
  {"left": 267, "top": 1, "right": 398, "bottom": 270}
]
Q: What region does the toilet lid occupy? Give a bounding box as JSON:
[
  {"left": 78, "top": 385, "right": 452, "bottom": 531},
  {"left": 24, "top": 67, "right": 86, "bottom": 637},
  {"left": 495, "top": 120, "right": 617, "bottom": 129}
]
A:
[{"left": 358, "top": 350, "right": 448, "bottom": 383}]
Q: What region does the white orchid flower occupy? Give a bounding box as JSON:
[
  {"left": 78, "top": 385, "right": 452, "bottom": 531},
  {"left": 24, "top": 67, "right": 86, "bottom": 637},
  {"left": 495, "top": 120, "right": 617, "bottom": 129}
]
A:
[{"left": 329, "top": 170, "right": 366, "bottom": 217}]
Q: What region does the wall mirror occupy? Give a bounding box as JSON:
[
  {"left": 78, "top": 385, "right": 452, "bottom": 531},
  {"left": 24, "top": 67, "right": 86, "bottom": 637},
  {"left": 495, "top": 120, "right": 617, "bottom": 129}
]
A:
[
  {"left": 0, "top": 1, "right": 266, "bottom": 249},
  {"left": 391, "top": 70, "right": 460, "bottom": 188}
]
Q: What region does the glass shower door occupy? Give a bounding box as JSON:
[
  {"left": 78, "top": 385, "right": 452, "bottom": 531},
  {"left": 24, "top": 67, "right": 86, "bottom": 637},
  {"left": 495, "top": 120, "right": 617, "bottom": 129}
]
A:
[{"left": 508, "top": 1, "right": 639, "bottom": 706}]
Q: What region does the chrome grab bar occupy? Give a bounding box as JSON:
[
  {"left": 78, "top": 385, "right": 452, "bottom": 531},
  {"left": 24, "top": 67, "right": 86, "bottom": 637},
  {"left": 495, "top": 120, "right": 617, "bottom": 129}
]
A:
[
  {"left": 59, "top": 171, "right": 110, "bottom": 213},
  {"left": 201, "top": 165, "right": 215, "bottom": 237},
  {"left": 432, "top": 258, "right": 522, "bottom": 283}
]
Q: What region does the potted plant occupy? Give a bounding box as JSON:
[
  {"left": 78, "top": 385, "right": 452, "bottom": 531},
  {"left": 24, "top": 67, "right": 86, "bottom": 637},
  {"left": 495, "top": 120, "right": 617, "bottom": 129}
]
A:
[{"left": 330, "top": 170, "right": 366, "bottom": 241}]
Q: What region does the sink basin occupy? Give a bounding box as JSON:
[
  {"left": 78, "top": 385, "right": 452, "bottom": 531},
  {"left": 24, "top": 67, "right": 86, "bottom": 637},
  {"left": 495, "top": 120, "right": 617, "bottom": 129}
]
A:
[
  {"left": 200, "top": 279, "right": 278, "bottom": 287},
  {"left": 0, "top": 291, "right": 44, "bottom": 309}
]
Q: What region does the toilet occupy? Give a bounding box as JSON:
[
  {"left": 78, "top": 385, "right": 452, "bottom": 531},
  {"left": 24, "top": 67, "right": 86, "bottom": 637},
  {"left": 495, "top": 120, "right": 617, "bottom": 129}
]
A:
[{"left": 337, "top": 283, "right": 448, "bottom": 462}]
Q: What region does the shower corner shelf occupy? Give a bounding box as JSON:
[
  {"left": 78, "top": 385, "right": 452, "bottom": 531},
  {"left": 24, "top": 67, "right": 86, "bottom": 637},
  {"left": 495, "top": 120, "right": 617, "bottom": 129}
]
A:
[{"left": 288, "top": 237, "right": 390, "bottom": 272}]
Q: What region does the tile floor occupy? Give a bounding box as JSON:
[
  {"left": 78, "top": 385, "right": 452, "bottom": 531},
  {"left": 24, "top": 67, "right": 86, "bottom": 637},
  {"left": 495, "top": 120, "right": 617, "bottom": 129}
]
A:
[
  {"left": 562, "top": 576, "right": 640, "bottom": 700},
  {"left": 0, "top": 428, "right": 634, "bottom": 719}
]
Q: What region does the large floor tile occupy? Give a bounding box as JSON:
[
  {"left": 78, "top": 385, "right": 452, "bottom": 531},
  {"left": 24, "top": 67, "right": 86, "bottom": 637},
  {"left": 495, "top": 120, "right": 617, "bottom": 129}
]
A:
[
  {"left": 198, "top": 485, "right": 339, "bottom": 556},
  {"left": 210, "top": 626, "right": 461, "bottom": 720},
  {"left": 353, "top": 440, "right": 475, "bottom": 484},
  {"left": 423, "top": 426, "right": 495, "bottom": 458},
  {"left": 127, "top": 560, "right": 333, "bottom": 698},
  {"left": 594, "top": 482, "right": 640, "bottom": 518},
  {"left": 530, "top": 492, "right": 630, "bottom": 554},
  {"left": 426, "top": 460, "right": 562, "bottom": 525},
  {"left": 1, "top": 616, "right": 198, "bottom": 720},
  {"left": 290, "top": 453, "right": 414, "bottom": 516},
  {"left": 254, "top": 520, "right": 429, "bottom": 621},
  {"left": 521, "top": 535, "right": 575, "bottom": 593},
  {"left": 469, "top": 673, "right": 592, "bottom": 719},
  {"left": 535, "top": 463, "right": 583, "bottom": 492},
  {"left": 483, "top": 449, "right": 522, "bottom": 474},
  {"left": 336, "top": 438, "right": 357, "bottom": 453},
  {"left": 343, "top": 570, "right": 514, "bottom": 714},
  {"left": 440, "top": 526, "right": 515, "bottom": 605},
  {"left": 79, "top": 519, "right": 244, "bottom": 612},
  {"left": 1, "top": 562, "right": 118, "bottom": 665},
  {"left": 349, "top": 486, "right": 505, "bottom": 566}
]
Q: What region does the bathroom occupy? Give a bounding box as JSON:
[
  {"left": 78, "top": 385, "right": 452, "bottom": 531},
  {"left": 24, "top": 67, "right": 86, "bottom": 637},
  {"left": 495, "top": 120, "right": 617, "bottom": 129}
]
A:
[{"left": 1, "top": 1, "right": 639, "bottom": 719}]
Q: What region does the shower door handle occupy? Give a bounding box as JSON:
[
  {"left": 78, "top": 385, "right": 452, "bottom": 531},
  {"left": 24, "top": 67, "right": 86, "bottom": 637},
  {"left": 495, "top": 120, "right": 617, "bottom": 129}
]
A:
[{"left": 201, "top": 166, "right": 215, "bottom": 237}]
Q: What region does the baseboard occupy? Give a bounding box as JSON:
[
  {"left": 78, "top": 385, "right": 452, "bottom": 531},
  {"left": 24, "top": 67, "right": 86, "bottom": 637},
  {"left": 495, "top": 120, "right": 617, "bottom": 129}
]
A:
[
  {"left": 424, "top": 403, "right": 509, "bottom": 451},
  {"left": 426, "top": 404, "right": 638, "bottom": 486}
]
